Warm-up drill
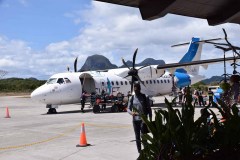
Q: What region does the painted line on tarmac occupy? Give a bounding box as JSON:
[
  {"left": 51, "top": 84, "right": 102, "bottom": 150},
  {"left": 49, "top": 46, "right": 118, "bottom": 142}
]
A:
[
  {"left": 0, "top": 123, "right": 82, "bottom": 151},
  {"left": 0, "top": 122, "right": 131, "bottom": 151}
]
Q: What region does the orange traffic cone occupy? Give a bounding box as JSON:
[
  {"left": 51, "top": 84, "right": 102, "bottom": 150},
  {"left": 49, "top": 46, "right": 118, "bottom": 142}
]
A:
[
  {"left": 5, "top": 107, "right": 11, "bottom": 118},
  {"left": 76, "top": 122, "right": 89, "bottom": 147}
]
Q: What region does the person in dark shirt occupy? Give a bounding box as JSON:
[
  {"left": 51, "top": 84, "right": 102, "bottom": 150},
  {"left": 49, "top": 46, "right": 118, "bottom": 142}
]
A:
[
  {"left": 208, "top": 88, "right": 214, "bottom": 106},
  {"left": 197, "top": 89, "right": 205, "bottom": 107},
  {"left": 127, "top": 82, "right": 152, "bottom": 153},
  {"left": 81, "top": 91, "right": 87, "bottom": 112}
]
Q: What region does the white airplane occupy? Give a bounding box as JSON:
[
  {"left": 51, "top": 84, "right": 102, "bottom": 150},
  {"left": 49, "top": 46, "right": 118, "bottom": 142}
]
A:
[{"left": 31, "top": 37, "right": 239, "bottom": 114}]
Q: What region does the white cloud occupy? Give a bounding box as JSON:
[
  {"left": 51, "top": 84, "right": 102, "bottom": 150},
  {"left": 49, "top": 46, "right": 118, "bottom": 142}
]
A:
[{"left": 1, "top": 1, "right": 240, "bottom": 80}]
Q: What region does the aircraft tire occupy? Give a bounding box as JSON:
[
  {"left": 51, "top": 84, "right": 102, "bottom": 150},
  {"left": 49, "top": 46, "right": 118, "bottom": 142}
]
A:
[
  {"left": 93, "top": 105, "right": 100, "bottom": 113},
  {"left": 47, "top": 108, "right": 57, "bottom": 114}
]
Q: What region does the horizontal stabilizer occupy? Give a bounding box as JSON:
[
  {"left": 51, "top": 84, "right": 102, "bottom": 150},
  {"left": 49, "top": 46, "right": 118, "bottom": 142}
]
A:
[
  {"left": 171, "top": 38, "right": 223, "bottom": 47},
  {"left": 157, "top": 56, "right": 240, "bottom": 70}
]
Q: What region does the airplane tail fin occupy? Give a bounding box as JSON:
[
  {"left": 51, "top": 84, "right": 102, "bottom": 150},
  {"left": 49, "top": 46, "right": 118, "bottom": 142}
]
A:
[{"left": 177, "top": 37, "right": 203, "bottom": 75}]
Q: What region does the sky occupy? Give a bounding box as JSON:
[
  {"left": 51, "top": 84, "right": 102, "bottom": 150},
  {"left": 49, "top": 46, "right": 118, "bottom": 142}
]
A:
[{"left": 0, "top": 0, "right": 240, "bottom": 80}]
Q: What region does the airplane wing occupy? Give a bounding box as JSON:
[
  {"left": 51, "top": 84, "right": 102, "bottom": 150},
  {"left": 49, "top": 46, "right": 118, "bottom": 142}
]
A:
[
  {"left": 157, "top": 56, "right": 240, "bottom": 71},
  {"left": 94, "top": 0, "right": 240, "bottom": 26}
]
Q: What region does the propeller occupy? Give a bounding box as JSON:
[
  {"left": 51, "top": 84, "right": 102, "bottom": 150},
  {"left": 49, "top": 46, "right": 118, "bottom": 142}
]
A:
[
  {"left": 74, "top": 56, "right": 78, "bottom": 72},
  {"left": 122, "top": 48, "right": 151, "bottom": 93}
]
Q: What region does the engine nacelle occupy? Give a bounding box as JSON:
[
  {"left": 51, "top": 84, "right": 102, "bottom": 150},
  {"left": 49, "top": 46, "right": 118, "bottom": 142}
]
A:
[{"left": 174, "top": 72, "right": 191, "bottom": 88}]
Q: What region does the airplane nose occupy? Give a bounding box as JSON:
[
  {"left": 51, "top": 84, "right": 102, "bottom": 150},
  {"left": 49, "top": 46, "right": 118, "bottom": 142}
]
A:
[
  {"left": 31, "top": 89, "right": 42, "bottom": 101},
  {"left": 31, "top": 85, "right": 48, "bottom": 102}
]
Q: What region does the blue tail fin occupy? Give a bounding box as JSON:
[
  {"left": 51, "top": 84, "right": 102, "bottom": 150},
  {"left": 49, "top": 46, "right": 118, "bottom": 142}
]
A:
[
  {"left": 179, "top": 37, "right": 201, "bottom": 63},
  {"left": 176, "top": 37, "right": 202, "bottom": 74}
]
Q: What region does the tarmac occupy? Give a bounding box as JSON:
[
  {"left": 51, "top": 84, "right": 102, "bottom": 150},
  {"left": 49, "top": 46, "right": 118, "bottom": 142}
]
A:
[{"left": 0, "top": 95, "right": 214, "bottom": 160}]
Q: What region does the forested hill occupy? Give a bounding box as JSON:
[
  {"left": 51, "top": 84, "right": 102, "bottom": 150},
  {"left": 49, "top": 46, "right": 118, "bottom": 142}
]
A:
[{"left": 0, "top": 78, "right": 46, "bottom": 93}]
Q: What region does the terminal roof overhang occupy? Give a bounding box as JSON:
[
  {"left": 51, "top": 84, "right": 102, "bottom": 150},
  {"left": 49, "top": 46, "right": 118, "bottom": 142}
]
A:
[{"left": 95, "top": 0, "right": 240, "bottom": 26}]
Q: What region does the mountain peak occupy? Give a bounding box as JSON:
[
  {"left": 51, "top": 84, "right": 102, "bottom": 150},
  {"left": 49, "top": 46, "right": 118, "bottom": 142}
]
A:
[
  {"left": 80, "top": 54, "right": 165, "bottom": 71},
  {"left": 80, "top": 54, "right": 118, "bottom": 71}
]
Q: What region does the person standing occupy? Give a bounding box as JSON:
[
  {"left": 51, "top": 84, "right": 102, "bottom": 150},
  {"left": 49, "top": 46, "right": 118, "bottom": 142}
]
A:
[
  {"left": 127, "top": 82, "right": 152, "bottom": 153},
  {"left": 182, "top": 87, "right": 187, "bottom": 103},
  {"left": 178, "top": 88, "right": 183, "bottom": 104},
  {"left": 198, "top": 89, "right": 205, "bottom": 107},
  {"left": 208, "top": 88, "right": 214, "bottom": 106},
  {"left": 81, "top": 91, "right": 87, "bottom": 112}
]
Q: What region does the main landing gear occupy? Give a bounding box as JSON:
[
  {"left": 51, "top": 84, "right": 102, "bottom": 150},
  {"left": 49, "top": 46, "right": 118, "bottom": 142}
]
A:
[{"left": 46, "top": 104, "right": 57, "bottom": 114}]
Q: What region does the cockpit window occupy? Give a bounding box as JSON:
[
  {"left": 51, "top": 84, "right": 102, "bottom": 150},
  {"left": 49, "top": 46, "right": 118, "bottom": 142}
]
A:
[
  {"left": 46, "top": 78, "right": 57, "bottom": 84},
  {"left": 57, "top": 78, "right": 64, "bottom": 84},
  {"left": 64, "top": 78, "right": 71, "bottom": 83}
]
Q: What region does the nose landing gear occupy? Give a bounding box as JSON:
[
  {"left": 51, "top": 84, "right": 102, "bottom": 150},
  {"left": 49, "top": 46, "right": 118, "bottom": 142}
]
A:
[{"left": 46, "top": 104, "right": 58, "bottom": 114}]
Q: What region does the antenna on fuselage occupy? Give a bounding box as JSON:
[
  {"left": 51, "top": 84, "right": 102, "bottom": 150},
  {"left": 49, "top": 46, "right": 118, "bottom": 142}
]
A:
[{"left": 67, "top": 65, "right": 70, "bottom": 72}]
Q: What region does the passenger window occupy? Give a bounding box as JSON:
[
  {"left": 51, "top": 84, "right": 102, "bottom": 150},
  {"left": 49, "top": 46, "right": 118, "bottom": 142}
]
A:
[
  {"left": 116, "top": 81, "right": 119, "bottom": 85},
  {"left": 168, "top": 80, "right": 170, "bottom": 83},
  {"left": 164, "top": 80, "right": 166, "bottom": 83},
  {"left": 57, "top": 78, "right": 64, "bottom": 84},
  {"left": 161, "top": 80, "right": 163, "bottom": 83},
  {"left": 121, "top": 81, "right": 123, "bottom": 85},
  {"left": 102, "top": 82, "right": 104, "bottom": 86},
  {"left": 146, "top": 80, "right": 148, "bottom": 84},
  {"left": 64, "top": 78, "right": 71, "bottom": 83},
  {"left": 125, "top": 81, "right": 128, "bottom": 85},
  {"left": 157, "top": 80, "right": 159, "bottom": 83},
  {"left": 150, "top": 80, "right": 152, "bottom": 84},
  {"left": 111, "top": 81, "right": 114, "bottom": 85}
]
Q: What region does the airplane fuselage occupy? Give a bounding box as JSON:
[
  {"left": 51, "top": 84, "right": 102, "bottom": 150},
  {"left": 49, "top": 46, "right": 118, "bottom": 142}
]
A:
[{"left": 31, "top": 70, "right": 173, "bottom": 105}]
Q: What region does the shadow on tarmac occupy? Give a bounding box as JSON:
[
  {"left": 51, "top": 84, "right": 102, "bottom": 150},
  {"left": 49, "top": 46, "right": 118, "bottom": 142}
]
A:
[{"left": 41, "top": 106, "right": 127, "bottom": 115}]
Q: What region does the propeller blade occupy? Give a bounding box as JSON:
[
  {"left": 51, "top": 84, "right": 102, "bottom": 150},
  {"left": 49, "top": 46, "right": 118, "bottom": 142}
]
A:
[
  {"left": 122, "top": 58, "right": 131, "bottom": 70},
  {"left": 131, "top": 77, "right": 134, "bottom": 93},
  {"left": 132, "top": 48, "right": 138, "bottom": 68},
  {"left": 74, "top": 56, "right": 78, "bottom": 72}
]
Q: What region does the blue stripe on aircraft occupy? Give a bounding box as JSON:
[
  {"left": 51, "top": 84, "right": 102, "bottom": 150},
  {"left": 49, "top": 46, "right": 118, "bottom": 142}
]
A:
[
  {"left": 174, "top": 72, "right": 191, "bottom": 88},
  {"left": 107, "top": 78, "right": 112, "bottom": 95},
  {"left": 179, "top": 37, "right": 200, "bottom": 63}
]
